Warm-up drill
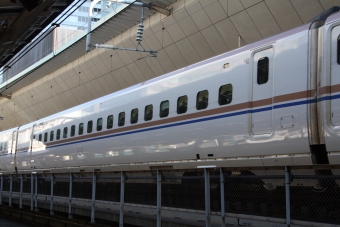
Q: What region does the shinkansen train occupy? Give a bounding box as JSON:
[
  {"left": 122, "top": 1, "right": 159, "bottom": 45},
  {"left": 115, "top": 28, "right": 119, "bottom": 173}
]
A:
[{"left": 1, "top": 9, "right": 340, "bottom": 173}]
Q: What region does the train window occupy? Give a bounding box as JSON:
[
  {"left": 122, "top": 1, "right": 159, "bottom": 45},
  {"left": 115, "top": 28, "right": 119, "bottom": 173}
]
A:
[
  {"left": 44, "top": 132, "right": 48, "bottom": 142},
  {"left": 87, "top": 121, "right": 93, "bottom": 133},
  {"left": 3, "top": 142, "right": 6, "bottom": 151},
  {"left": 63, "top": 127, "right": 68, "bottom": 139},
  {"left": 50, "top": 131, "right": 54, "bottom": 142},
  {"left": 257, "top": 57, "right": 269, "bottom": 85},
  {"left": 97, "top": 118, "right": 103, "bottom": 131},
  {"left": 219, "top": 84, "right": 233, "bottom": 105},
  {"left": 107, "top": 115, "right": 113, "bottom": 129},
  {"left": 118, "top": 112, "right": 125, "bottom": 127},
  {"left": 0, "top": 143, "right": 3, "bottom": 151},
  {"left": 33, "top": 135, "right": 36, "bottom": 140},
  {"left": 196, "top": 90, "right": 209, "bottom": 110},
  {"left": 71, "top": 125, "right": 76, "bottom": 137},
  {"left": 177, "top": 95, "right": 188, "bottom": 114},
  {"left": 160, "top": 100, "right": 169, "bottom": 118},
  {"left": 144, "top": 105, "right": 153, "bottom": 121},
  {"left": 337, "top": 35, "right": 340, "bottom": 64},
  {"left": 131, "top": 108, "right": 138, "bottom": 124},
  {"left": 39, "top": 134, "right": 42, "bottom": 142},
  {"left": 56, "top": 129, "right": 61, "bottom": 140},
  {"left": 79, "top": 123, "right": 84, "bottom": 135}
]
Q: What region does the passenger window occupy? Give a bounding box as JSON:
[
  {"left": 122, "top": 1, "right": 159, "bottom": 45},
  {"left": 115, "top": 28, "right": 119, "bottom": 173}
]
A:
[
  {"left": 87, "top": 120, "right": 93, "bottom": 133},
  {"left": 44, "top": 132, "right": 48, "bottom": 142},
  {"left": 219, "top": 84, "right": 233, "bottom": 105},
  {"left": 97, "top": 118, "right": 103, "bottom": 131},
  {"left": 56, "top": 129, "right": 61, "bottom": 140},
  {"left": 63, "top": 127, "right": 68, "bottom": 138},
  {"left": 131, "top": 108, "right": 138, "bottom": 124},
  {"left": 118, "top": 112, "right": 125, "bottom": 127},
  {"left": 71, "top": 125, "right": 76, "bottom": 137},
  {"left": 257, "top": 57, "right": 269, "bottom": 85},
  {"left": 33, "top": 135, "right": 36, "bottom": 140},
  {"left": 39, "top": 134, "right": 42, "bottom": 142},
  {"left": 144, "top": 104, "right": 153, "bottom": 121},
  {"left": 196, "top": 90, "right": 209, "bottom": 110},
  {"left": 3, "top": 142, "right": 7, "bottom": 150},
  {"left": 79, "top": 123, "right": 84, "bottom": 135},
  {"left": 107, "top": 115, "right": 113, "bottom": 129},
  {"left": 0, "top": 143, "right": 3, "bottom": 151},
  {"left": 50, "top": 131, "right": 54, "bottom": 142},
  {"left": 160, "top": 100, "right": 169, "bottom": 118},
  {"left": 177, "top": 96, "right": 188, "bottom": 114}
]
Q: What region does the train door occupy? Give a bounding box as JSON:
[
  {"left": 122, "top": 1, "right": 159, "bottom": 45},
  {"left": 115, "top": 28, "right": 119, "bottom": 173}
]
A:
[
  {"left": 330, "top": 26, "right": 340, "bottom": 126},
  {"left": 252, "top": 48, "right": 274, "bottom": 135}
]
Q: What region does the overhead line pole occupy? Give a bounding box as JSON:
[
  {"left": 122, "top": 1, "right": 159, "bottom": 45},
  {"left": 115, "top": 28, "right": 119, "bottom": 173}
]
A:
[{"left": 86, "top": 0, "right": 167, "bottom": 56}]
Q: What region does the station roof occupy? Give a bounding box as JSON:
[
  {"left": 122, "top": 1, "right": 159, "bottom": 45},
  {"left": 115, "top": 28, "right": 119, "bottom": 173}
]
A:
[
  {"left": 0, "top": 0, "right": 74, "bottom": 68},
  {"left": 0, "top": 0, "right": 174, "bottom": 97}
]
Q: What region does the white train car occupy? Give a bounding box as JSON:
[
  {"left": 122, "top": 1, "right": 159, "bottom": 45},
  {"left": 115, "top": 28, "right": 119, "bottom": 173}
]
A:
[{"left": 1, "top": 10, "right": 340, "bottom": 173}]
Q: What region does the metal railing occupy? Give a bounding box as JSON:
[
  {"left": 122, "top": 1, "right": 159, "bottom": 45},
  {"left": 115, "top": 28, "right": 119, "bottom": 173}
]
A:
[{"left": 0, "top": 166, "right": 339, "bottom": 227}]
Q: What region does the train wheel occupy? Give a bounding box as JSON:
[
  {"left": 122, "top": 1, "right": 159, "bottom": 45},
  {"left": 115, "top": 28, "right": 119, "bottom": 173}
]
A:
[
  {"left": 263, "top": 184, "right": 278, "bottom": 191},
  {"left": 311, "top": 186, "right": 328, "bottom": 193}
]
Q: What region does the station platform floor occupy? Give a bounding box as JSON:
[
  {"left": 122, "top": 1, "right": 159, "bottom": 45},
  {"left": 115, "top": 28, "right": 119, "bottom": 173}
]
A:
[{"left": 0, "top": 217, "right": 29, "bottom": 227}]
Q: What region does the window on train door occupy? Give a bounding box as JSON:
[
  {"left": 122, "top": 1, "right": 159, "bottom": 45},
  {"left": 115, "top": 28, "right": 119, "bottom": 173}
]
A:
[
  {"left": 3, "top": 142, "right": 7, "bottom": 151},
  {"left": 131, "top": 108, "right": 138, "bottom": 124},
  {"left": 196, "top": 90, "right": 209, "bottom": 110},
  {"left": 338, "top": 35, "right": 340, "bottom": 64},
  {"left": 257, "top": 57, "right": 269, "bottom": 84},
  {"left": 56, "top": 129, "right": 61, "bottom": 140},
  {"left": 39, "top": 134, "right": 42, "bottom": 142},
  {"left": 97, "top": 118, "right": 103, "bottom": 131},
  {"left": 63, "top": 127, "right": 68, "bottom": 138},
  {"left": 118, "top": 112, "right": 125, "bottom": 127},
  {"left": 50, "top": 131, "right": 54, "bottom": 142},
  {"left": 79, "top": 123, "right": 84, "bottom": 135},
  {"left": 219, "top": 84, "right": 233, "bottom": 105},
  {"left": 160, "top": 100, "right": 169, "bottom": 118},
  {"left": 0, "top": 143, "right": 3, "bottom": 151},
  {"left": 107, "top": 115, "right": 113, "bottom": 129},
  {"left": 177, "top": 96, "right": 188, "bottom": 114},
  {"left": 144, "top": 105, "right": 153, "bottom": 121},
  {"left": 87, "top": 121, "right": 93, "bottom": 133},
  {"left": 44, "top": 132, "right": 48, "bottom": 142},
  {"left": 71, "top": 125, "right": 76, "bottom": 137}
]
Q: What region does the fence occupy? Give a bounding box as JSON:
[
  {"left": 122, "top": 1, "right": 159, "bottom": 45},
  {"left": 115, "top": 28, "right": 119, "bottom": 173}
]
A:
[{"left": 0, "top": 166, "right": 339, "bottom": 227}]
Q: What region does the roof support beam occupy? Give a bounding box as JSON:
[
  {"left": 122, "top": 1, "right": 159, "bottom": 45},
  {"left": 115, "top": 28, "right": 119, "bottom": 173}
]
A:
[
  {"left": 0, "top": 93, "right": 11, "bottom": 99},
  {"left": 151, "top": 3, "right": 170, "bottom": 16}
]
